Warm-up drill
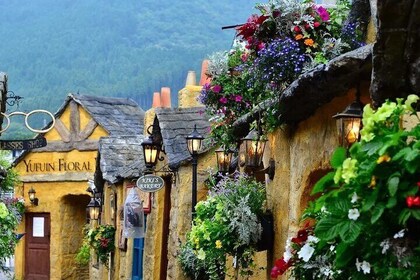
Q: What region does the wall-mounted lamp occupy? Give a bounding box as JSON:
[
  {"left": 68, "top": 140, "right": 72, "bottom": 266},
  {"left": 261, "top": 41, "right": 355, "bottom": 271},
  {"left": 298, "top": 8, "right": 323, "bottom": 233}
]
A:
[
  {"left": 186, "top": 124, "right": 204, "bottom": 218},
  {"left": 141, "top": 135, "right": 162, "bottom": 170},
  {"left": 241, "top": 129, "right": 275, "bottom": 181},
  {"left": 86, "top": 179, "right": 101, "bottom": 221},
  {"left": 215, "top": 147, "right": 234, "bottom": 174},
  {"left": 28, "top": 187, "right": 38, "bottom": 206},
  {"left": 333, "top": 88, "right": 363, "bottom": 149},
  {"left": 86, "top": 197, "right": 101, "bottom": 221}
]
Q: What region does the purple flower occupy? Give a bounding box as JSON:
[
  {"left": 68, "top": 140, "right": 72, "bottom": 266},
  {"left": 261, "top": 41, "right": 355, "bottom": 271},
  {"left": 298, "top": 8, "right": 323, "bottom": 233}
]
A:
[
  {"left": 234, "top": 95, "right": 243, "bottom": 102},
  {"left": 316, "top": 6, "right": 330, "bottom": 21},
  {"left": 219, "top": 97, "right": 228, "bottom": 104},
  {"left": 203, "top": 83, "right": 211, "bottom": 91},
  {"left": 212, "top": 85, "right": 222, "bottom": 93}
]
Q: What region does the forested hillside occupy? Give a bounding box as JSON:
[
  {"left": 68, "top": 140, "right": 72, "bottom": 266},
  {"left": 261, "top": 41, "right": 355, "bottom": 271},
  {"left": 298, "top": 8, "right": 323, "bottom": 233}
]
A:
[{"left": 0, "top": 0, "right": 256, "bottom": 139}]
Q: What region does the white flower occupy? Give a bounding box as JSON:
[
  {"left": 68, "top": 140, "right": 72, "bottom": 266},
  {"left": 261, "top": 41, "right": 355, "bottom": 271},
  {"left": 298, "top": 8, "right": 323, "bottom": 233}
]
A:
[
  {"left": 298, "top": 243, "right": 315, "bottom": 262},
  {"left": 380, "top": 239, "right": 390, "bottom": 254},
  {"left": 351, "top": 192, "right": 359, "bottom": 203},
  {"left": 320, "top": 206, "right": 330, "bottom": 214},
  {"left": 393, "top": 229, "right": 405, "bottom": 239},
  {"left": 330, "top": 245, "right": 336, "bottom": 252},
  {"left": 348, "top": 208, "right": 360, "bottom": 220},
  {"left": 197, "top": 248, "right": 206, "bottom": 260},
  {"left": 307, "top": 235, "right": 319, "bottom": 244},
  {"left": 320, "top": 266, "right": 333, "bottom": 277},
  {"left": 355, "top": 258, "right": 371, "bottom": 274},
  {"left": 283, "top": 238, "right": 293, "bottom": 262}
]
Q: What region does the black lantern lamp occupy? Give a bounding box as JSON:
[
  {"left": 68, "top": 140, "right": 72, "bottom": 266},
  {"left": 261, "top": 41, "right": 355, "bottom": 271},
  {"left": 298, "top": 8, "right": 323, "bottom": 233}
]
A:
[
  {"left": 186, "top": 125, "right": 204, "bottom": 155},
  {"left": 215, "top": 147, "right": 234, "bottom": 174},
  {"left": 215, "top": 147, "right": 233, "bottom": 173},
  {"left": 141, "top": 135, "right": 162, "bottom": 170},
  {"left": 28, "top": 187, "right": 38, "bottom": 206},
  {"left": 86, "top": 197, "right": 101, "bottom": 221},
  {"left": 333, "top": 91, "right": 363, "bottom": 149},
  {"left": 186, "top": 125, "right": 204, "bottom": 218},
  {"left": 242, "top": 129, "right": 266, "bottom": 168},
  {"left": 241, "top": 129, "right": 275, "bottom": 181}
]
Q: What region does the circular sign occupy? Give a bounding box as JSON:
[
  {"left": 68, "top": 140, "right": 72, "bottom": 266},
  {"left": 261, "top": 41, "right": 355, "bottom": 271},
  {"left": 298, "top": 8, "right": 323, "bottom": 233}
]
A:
[{"left": 136, "top": 174, "right": 165, "bottom": 192}]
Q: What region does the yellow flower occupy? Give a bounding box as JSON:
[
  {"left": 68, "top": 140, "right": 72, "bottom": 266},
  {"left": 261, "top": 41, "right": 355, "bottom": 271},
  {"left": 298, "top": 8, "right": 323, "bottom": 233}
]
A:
[
  {"left": 215, "top": 240, "right": 222, "bottom": 249},
  {"left": 304, "top": 38, "right": 314, "bottom": 46},
  {"left": 194, "top": 238, "right": 199, "bottom": 245},
  {"left": 369, "top": 176, "right": 376, "bottom": 188},
  {"left": 377, "top": 155, "right": 391, "bottom": 164},
  {"left": 295, "top": 34, "right": 303, "bottom": 40}
]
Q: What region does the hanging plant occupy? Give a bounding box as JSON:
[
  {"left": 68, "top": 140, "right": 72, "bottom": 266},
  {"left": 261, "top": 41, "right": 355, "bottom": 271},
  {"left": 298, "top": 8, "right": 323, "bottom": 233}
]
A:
[
  {"left": 179, "top": 173, "right": 268, "bottom": 280},
  {"left": 76, "top": 224, "right": 116, "bottom": 268}
]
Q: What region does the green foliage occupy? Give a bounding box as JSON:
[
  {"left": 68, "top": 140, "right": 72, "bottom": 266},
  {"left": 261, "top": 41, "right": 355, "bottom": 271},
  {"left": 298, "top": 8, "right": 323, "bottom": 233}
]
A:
[
  {"left": 272, "top": 95, "right": 420, "bottom": 279},
  {"left": 179, "top": 173, "right": 267, "bottom": 280},
  {"left": 76, "top": 224, "right": 116, "bottom": 268}
]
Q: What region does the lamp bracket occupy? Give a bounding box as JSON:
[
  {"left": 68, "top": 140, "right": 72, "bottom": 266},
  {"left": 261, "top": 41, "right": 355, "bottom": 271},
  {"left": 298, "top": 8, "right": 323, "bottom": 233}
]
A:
[
  {"left": 244, "top": 158, "right": 275, "bottom": 182},
  {"left": 31, "top": 197, "right": 39, "bottom": 206},
  {"left": 146, "top": 163, "right": 178, "bottom": 185}
]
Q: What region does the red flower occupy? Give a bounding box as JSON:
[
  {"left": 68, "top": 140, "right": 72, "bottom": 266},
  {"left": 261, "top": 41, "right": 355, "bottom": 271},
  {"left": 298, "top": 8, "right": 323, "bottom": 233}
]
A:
[
  {"left": 100, "top": 237, "right": 110, "bottom": 248},
  {"left": 314, "top": 22, "right": 320, "bottom": 28},
  {"left": 417, "top": 181, "right": 420, "bottom": 188},
  {"left": 305, "top": 24, "right": 310, "bottom": 30},
  {"left": 291, "top": 229, "right": 308, "bottom": 244},
  {"left": 406, "top": 196, "right": 420, "bottom": 208},
  {"left": 293, "top": 26, "right": 301, "bottom": 33},
  {"left": 236, "top": 14, "right": 268, "bottom": 40},
  {"left": 271, "top": 258, "right": 292, "bottom": 278}
]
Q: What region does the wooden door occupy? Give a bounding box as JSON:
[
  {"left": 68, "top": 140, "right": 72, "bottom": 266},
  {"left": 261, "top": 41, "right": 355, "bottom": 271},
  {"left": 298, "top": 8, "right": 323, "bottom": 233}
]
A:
[{"left": 25, "top": 213, "right": 50, "bottom": 280}]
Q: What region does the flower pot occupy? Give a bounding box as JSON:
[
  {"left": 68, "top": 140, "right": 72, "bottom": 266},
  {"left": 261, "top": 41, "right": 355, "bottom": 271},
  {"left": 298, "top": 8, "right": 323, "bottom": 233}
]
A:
[{"left": 256, "top": 212, "right": 274, "bottom": 251}]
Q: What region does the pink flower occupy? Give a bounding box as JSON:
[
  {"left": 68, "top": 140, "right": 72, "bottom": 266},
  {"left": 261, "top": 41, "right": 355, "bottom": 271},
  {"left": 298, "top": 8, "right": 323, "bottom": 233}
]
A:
[
  {"left": 219, "top": 97, "right": 228, "bottom": 104},
  {"left": 313, "top": 22, "right": 320, "bottom": 28},
  {"left": 234, "top": 95, "right": 243, "bottom": 102},
  {"left": 212, "top": 85, "right": 222, "bottom": 93},
  {"left": 241, "top": 53, "right": 249, "bottom": 62},
  {"left": 316, "top": 6, "right": 330, "bottom": 21}
]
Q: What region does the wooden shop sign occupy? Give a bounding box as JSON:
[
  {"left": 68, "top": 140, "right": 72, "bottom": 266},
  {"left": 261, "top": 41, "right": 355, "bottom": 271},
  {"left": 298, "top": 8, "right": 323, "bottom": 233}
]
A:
[
  {"left": 0, "top": 137, "right": 47, "bottom": 150},
  {"left": 136, "top": 174, "right": 164, "bottom": 192}
]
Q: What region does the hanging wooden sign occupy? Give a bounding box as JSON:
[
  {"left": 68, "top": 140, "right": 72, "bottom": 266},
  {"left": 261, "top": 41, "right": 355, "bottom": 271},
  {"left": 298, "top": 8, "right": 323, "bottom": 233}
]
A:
[
  {"left": 0, "top": 136, "right": 47, "bottom": 150},
  {"left": 136, "top": 174, "right": 165, "bottom": 192}
]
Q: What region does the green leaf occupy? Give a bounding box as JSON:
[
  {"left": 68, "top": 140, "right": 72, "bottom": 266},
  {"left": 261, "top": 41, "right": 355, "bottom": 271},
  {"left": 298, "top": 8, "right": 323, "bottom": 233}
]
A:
[
  {"left": 361, "top": 140, "right": 383, "bottom": 156},
  {"left": 411, "top": 209, "right": 420, "bottom": 220},
  {"left": 339, "top": 221, "right": 362, "bottom": 243},
  {"left": 398, "top": 208, "right": 411, "bottom": 225},
  {"left": 386, "top": 197, "right": 397, "bottom": 208},
  {"left": 371, "top": 203, "right": 385, "bottom": 224},
  {"left": 311, "top": 172, "right": 335, "bottom": 195},
  {"left": 362, "top": 187, "right": 379, "bottom": 211},
  {"left": 315, "top": 217, "right": 345, "bottom": 241},
  {"left": 330, "top": 147, "right": 347, "bottom": 168},
  {"left": 330, "top": 198, "right": 351, "bottom": 215},
  {"left": 387, "top": 176, "right": 399, "bottom": 197},
  {"left": 335, "top": 242, "right": 354, "bottom": 268}
]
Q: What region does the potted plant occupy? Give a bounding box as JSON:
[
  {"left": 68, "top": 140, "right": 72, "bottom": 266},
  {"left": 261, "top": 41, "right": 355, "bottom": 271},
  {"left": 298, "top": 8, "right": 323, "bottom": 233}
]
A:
[{"left": 179, "top": 173, "right": 270, "bottom": 279}]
